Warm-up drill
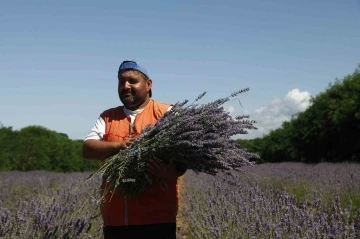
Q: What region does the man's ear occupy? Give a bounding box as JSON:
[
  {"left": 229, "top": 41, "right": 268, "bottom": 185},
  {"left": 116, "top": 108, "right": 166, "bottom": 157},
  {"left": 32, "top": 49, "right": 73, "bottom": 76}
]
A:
[{"left": 147, "top": 78, "right": 152, "bottom": 91}]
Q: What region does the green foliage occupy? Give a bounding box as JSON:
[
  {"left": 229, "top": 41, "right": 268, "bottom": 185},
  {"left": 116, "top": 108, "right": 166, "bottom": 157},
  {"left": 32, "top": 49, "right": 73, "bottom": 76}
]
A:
[
  {"left": 0, "top": 125, "right": 100, "bottom": 172},
  {"left": 238, "top": 64, "right": 360, "bottom": 163}
]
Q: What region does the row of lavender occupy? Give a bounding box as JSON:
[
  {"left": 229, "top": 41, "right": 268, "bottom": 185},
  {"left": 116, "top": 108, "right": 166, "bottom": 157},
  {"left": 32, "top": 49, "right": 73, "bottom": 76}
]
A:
[
  {"left": 0, "top": 171, "right": 103, "bottom": 239},
  {"left": 1, "top": 163, "right": 360, "bottom": 238},
  {"left": 178, "top": 162, "right": 360, "bottom": 238}
]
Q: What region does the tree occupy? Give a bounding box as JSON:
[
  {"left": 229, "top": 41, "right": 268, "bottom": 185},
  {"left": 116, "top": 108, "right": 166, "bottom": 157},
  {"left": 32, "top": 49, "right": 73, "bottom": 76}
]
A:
[
  {"left": 0, "top": 125, "right": 100, "bottom": 172},
  {"left": 237, "top": 64, "right": 360, "bottom": 163}
]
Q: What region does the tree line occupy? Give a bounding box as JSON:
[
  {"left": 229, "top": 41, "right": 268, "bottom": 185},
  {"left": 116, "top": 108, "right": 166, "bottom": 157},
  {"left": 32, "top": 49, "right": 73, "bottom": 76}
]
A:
[
  {"left": 237, "top": 65, "right": 360, "bottom": 163},
  {"left": 0, "top": 125, "right": 100, "bottom": 172}
]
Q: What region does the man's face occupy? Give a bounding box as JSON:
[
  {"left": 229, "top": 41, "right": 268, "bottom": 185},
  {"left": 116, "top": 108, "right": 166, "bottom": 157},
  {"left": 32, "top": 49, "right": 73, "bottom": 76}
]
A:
[{"left": 118, "top": 70, "right": 152, "bottom": 110}]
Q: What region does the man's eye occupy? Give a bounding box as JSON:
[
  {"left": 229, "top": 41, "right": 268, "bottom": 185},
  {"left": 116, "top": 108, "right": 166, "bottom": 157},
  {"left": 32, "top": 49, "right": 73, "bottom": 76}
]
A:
[{"left": 119, "top": 77, "right": 138, "bottom": 85}]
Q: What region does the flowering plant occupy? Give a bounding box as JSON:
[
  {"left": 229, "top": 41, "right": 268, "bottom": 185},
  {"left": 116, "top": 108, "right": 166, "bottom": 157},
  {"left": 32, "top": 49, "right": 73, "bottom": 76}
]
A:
[{"left": 90, "top": 88, "right": 260, "bottom": 197}]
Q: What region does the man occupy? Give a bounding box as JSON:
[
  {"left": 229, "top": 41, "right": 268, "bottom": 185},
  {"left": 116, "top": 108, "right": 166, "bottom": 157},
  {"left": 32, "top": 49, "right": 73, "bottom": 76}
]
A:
[{"left": 82, "top": 60, "right": 187, "bottom": 239}]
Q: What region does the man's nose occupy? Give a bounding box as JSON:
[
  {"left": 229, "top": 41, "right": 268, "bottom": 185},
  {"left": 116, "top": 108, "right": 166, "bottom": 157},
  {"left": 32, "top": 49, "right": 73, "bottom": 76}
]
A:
[{"left": 124, "top": 81, "right": 131, "bottom": 89}]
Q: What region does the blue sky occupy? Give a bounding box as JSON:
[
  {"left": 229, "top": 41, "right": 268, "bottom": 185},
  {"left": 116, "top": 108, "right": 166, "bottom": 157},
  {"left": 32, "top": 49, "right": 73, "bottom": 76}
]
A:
[{"left": 1, "top": 0, "right": 359, "bottom": 140}]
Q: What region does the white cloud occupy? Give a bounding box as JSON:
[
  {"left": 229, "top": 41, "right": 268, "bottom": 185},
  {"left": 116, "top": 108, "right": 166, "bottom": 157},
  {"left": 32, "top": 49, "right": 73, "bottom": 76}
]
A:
[
  {"left": 233, "top": 88, "right": 312, "bottom": 139},
  {"left": 224, "top": 105, "right": 235, "bottom": 115}
]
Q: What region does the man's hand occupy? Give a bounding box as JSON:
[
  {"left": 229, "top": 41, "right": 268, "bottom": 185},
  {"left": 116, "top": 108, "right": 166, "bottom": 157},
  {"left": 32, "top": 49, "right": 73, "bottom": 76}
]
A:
[
  {"left": 117, "top": 137, "right": 136, "bottom": 150},
  {"left": 82, "top": 137, "right": 135, "bottom": 161},
  {"left": 147, "top": 157, "right": 183, "bottom": 180}
]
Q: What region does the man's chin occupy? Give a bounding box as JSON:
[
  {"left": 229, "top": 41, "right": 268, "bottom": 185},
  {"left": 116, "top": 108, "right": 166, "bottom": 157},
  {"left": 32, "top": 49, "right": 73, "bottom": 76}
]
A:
[{"left": 120, "top": 97, "right": 135, "bottom": 107}]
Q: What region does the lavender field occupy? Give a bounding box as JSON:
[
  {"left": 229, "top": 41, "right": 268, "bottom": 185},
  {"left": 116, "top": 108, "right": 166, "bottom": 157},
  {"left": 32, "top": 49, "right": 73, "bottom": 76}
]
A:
[
  {"left": 0, "top": 171, "right": 103, "bottom": 238},
  {"left": 179, "top": 163, "right": 360, "bottom": 239},
  {"left": 1, "top": 163, "right": 360, "bottom": 238}
]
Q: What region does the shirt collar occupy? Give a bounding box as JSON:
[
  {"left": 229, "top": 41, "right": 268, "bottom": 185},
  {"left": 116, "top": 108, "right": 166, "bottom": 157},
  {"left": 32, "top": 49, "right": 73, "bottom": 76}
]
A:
[{"left": 123, "top": 106, "right": 144, "bottom": 116}]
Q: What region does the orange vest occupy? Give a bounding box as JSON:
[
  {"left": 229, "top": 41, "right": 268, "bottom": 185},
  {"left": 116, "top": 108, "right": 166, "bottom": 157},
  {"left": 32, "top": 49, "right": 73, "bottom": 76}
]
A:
[{"left": 99, "top": 99, "right": 178, "bottom": 226}]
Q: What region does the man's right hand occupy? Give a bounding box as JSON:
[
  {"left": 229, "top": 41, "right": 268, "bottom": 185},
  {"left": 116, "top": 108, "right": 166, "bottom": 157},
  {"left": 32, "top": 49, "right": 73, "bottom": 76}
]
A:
[
  {"left": 116, "top": 138, "right": 136, "bottom": 150},
  {"left": 82, "top": 138, "right": 136, "bottom": 161}
]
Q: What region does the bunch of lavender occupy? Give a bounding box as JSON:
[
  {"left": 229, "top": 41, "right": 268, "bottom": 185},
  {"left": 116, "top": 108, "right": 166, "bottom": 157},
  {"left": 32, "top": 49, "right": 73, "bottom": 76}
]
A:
[{"left": 91, "top": 88, "right": 260, "bottom": 197}]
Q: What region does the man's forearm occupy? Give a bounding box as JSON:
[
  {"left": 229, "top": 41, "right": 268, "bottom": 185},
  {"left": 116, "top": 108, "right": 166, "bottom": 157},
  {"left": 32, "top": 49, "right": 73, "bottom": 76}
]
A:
[{"left": 82, "top": 139, "right": 121, "bottom": 161}]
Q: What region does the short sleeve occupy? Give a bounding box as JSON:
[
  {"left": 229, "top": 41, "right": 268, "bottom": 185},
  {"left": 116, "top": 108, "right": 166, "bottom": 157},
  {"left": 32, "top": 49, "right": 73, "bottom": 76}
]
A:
[{"left": 84, "top": 116, "right": 106, "bottom": 141}]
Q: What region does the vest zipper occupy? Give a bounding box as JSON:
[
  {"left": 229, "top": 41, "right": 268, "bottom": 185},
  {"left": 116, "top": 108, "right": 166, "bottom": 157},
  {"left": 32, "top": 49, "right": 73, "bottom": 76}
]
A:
[{"left": 125, "top": 119, "right": 133, "bottom": 226}]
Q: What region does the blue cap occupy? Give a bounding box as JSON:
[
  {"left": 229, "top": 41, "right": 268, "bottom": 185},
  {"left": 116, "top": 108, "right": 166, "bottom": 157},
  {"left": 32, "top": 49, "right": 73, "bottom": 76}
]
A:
[
  {"left": 118, "top": 60, "right": 152, "bottom": 97},
  {"left": 118, "top": 60, "right": 149, "bottom": 78}
]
